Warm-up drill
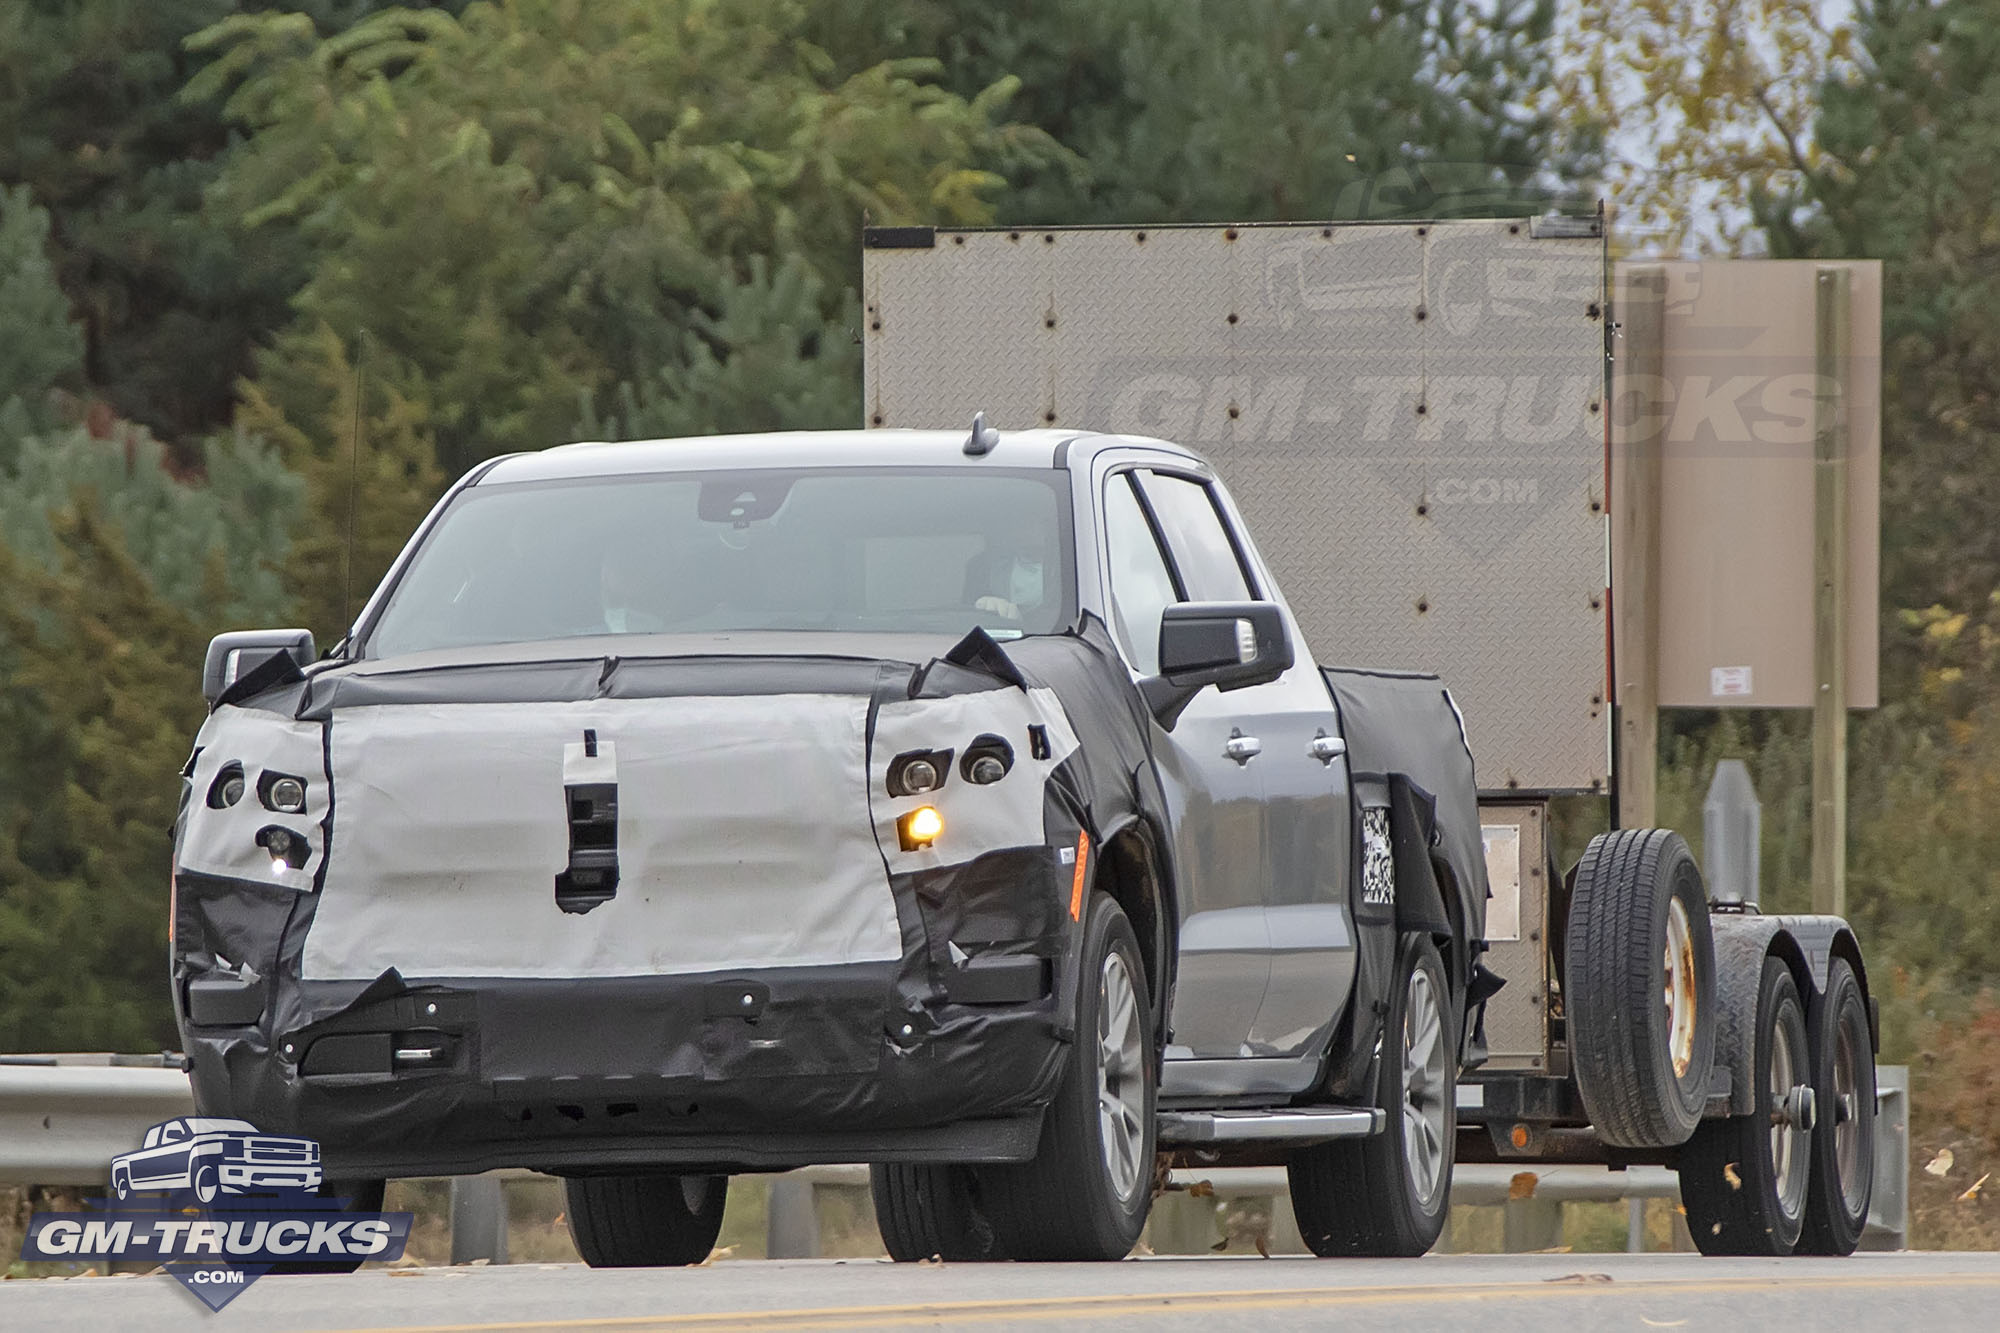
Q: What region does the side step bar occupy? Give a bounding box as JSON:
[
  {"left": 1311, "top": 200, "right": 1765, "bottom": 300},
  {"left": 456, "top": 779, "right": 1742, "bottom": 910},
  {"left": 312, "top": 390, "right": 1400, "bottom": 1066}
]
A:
[{"left": 1157, "top": 1107, "right": 1383, "bottom": 1145}]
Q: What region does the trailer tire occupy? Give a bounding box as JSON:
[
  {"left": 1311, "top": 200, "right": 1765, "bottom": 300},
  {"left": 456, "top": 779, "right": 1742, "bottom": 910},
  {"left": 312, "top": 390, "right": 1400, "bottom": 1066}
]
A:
[
  {"left": 871, "top": 1164, "right": 1003, "bottom": 1261},
  {"left": 1680, "top": 957, "right": 1813, "bottom": 1255},
  {"left": 565, "top": 1173, "right": 727, "bottom": 1267},
  {"left": 1289, "top": 933, "right": 1455, "bottom": 1257},
  {"left": 1797, "top": 958, "right": 1875, "bottom": 1255},
  {"left": 1566, "top": 829, "right": 1716, "bottom": 1149},
  {"left": 975, "top": 892, "right": 1154, "bottom": 1261}
]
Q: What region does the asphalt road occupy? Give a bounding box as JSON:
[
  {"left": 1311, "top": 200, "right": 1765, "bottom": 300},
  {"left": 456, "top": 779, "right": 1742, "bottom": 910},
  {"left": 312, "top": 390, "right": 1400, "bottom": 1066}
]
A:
[{"left": 6, "top": 1252, "right": 1999, "bottom": 1332}]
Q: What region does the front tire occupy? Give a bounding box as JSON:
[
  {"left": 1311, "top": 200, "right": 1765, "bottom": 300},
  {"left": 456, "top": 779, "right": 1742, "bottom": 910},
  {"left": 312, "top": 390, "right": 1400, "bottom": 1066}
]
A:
[
  {"left": 975, "top": 892, "right": 1154, "bottom": 1261},
  {"left": 1289, "top": 933, "right": 1455, "bottom": 1257},
  {"left": 267, "top": 1179, "right": 386, "bottom": 1275},
  {"left": 1680, "top": 958, "right": 1812, "bottom": 1255},
  {"left": 1797, "top": 958, "right": 1875, "bottom": 1255},
  {"left": 565, "top": 1174, "right": 727, "bottom": 1267}
]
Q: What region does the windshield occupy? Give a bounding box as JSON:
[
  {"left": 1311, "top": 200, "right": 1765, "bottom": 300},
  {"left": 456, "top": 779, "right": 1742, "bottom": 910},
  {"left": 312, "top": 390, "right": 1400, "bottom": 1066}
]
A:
[{"left": 364, "top": 468, "right": 1074, "bottom": 658}]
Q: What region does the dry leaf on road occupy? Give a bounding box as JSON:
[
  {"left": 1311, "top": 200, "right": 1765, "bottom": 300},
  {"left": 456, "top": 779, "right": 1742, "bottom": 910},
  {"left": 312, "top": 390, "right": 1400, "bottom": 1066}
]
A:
[
  {"left": 1723, "top": 1162, "right": 1742, "bottom": 1191},
  {"left": 1958, "top": 1173, "right": 1988, "bottom": 1202},
  {"left": 1925, "top": 1149, "right": 1955, "bottom": 1177}
]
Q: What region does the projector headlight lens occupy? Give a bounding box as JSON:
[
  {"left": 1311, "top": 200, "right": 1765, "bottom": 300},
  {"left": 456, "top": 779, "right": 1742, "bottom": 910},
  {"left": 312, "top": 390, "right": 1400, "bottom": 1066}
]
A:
[{"left": 264, "top": 775, "right": 307, "bottom": 814}]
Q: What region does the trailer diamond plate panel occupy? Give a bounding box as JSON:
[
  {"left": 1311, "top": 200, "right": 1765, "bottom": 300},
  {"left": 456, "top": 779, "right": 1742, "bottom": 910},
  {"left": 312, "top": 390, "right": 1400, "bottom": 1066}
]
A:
[{"left": 865, "top": 220, "right": 1608, "bottom": 791}]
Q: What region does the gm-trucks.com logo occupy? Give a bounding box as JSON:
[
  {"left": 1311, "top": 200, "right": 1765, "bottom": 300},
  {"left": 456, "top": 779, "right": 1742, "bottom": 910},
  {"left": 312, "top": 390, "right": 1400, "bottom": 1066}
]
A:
[{"left": 20, "top": 1117, "right": 412, "bottom": 1311}]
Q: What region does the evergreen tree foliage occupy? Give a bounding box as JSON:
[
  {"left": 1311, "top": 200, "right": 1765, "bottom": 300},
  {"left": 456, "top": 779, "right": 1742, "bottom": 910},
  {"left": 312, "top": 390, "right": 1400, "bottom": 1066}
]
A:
[
  {"left": 188, "top": 0, "right": 1058, "bottom": 467},
  {"left": 814, "top": 0, "right": 1586, "bottom": 224},
  {"left": 0, "top": 505, "right": 214, "bottom": 1050},
  {"left": 234, "top": 325, "right": 445, "bottom": 646},
  {"left": 0, "top": 185, "right": 85, "bottom": 442}
]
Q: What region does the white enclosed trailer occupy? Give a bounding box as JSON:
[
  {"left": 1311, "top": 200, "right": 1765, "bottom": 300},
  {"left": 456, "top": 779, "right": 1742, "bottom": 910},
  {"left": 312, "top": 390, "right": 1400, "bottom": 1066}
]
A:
[{"left": 862, "top": 216, "right": 1881, "bottom": 1257}]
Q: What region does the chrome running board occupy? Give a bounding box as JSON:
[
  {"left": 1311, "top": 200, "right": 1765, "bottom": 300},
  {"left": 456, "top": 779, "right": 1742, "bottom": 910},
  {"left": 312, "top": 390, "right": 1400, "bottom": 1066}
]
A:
[{"left": 1156, "top": 1106, "right": 1383, "bottom": 1144}]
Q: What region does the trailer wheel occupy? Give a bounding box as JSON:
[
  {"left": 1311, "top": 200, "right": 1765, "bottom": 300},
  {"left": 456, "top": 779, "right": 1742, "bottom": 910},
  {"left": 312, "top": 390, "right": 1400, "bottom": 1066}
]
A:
[
  {"left": 1797, "top": 958, "right": 1875, "bottom": 1255},
  {"left": 565, "top": 1173, "right": 727, "bottom": 1267},
  {"left": 975, "top": 892, "right": 1154, "bottom": 1260},
  {"left": 871, "top": 1164, "right": 1003, "bottom": 1261},
  {"left": 1680, "top": 957, "right": 1813, "bottom": 1254},
  {"left": 1566, "top": 829, "right": 1716, "bottom": 1148},
  {"left": 1289, "top": 933, "right": 1455, "bottom": 1257}
]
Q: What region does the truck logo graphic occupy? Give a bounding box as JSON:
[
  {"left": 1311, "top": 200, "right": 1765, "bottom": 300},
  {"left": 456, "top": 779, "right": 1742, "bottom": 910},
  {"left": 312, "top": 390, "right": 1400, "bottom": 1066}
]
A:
[{"left": 110, "top": 1117, "right": 323, "bottom": 1204}]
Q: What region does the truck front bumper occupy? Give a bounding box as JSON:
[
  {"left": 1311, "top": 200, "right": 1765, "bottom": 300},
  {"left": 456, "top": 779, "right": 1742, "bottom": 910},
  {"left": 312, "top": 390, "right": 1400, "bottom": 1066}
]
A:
[{"left": 180, "top": 959, "right": 1068, "bottom": 1178}]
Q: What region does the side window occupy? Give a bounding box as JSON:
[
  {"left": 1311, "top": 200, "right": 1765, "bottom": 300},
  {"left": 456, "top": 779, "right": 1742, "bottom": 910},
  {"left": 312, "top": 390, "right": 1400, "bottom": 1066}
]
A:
[
  {"left": 1101, "top": 474, "right": 1179, "bottom": 675},
  {"left": 1135, "top": 472, "right": 1255, "bottom": 601}
]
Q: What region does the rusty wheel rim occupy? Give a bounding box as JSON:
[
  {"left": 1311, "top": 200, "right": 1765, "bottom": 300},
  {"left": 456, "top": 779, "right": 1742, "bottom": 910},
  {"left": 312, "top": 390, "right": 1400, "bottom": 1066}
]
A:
[{"left": 1664, "top": 897, "right": 1698, "bottom": 1079}]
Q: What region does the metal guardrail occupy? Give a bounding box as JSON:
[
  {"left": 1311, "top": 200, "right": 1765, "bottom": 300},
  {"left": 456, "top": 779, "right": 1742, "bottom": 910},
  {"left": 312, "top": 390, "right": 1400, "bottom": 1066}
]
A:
[{"left": 0, "top": 1058, "right": 1909, "bottom": 1257}]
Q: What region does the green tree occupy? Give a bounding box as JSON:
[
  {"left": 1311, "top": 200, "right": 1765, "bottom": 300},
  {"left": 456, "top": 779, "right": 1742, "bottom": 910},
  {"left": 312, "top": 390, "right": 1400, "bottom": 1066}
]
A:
[
  {"left": 0, "top": 185, "right": 85, "bottom": 449},
  {"left": 0, "top": 505, "right": 216, "bottom": 1050},
  {"left": 820, "top": 1, "right": 1589, "bottom": 224},
  {"left": 0, "top": 1, "right": 469, "bottom": 439},
  {"left": 235, "top": 325, "right": 445, "bottom": 646},
  {"left": 189, "top": 0, "right": 1056, "bottom": 469}
]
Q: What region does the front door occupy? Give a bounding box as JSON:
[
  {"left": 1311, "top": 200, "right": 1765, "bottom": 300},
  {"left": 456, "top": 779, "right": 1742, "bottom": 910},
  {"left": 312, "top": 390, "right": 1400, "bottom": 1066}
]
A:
[{"left": 1099, "top": 469, "right": 1270, "bottom": 1061}]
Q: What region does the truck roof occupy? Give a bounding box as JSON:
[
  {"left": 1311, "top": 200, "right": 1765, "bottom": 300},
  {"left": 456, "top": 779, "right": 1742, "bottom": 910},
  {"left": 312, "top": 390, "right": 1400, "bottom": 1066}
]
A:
[{"left": 473, "top": 428, "right": 1205, "bottom": 485}]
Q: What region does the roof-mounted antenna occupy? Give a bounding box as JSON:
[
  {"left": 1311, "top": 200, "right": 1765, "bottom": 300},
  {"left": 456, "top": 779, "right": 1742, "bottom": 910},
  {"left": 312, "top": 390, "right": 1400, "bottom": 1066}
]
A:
[{"left": 964, "top": 410, "right": 1000, "bottom": 457}]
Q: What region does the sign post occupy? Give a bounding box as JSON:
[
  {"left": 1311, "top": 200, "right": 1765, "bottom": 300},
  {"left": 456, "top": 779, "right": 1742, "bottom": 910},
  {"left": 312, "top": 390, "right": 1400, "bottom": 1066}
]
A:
[{"left": 1812, "top": 267, "right": 1851, "bottom": 917}]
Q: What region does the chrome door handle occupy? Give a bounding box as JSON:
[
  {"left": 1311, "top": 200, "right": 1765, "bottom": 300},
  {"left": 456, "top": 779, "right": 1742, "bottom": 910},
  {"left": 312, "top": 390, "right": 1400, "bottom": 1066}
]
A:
[
  {"left": 1309, "top": 733, "right": 1347, "bottom": 764},
  {"left": 1223, "top": 733, "right": 1262, "bottom": 764}
]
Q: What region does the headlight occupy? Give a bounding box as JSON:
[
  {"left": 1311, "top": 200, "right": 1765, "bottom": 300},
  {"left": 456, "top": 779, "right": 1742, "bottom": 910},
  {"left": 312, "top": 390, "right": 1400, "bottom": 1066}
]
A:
[
  {"left": 887, "top": 749, "right": 952, "bottom": 797},
  {"left": 897, "top": 806, "right": 944, "bottom": 851},
  {"left": 207, "top": 763, "right": 245, "bottom": 809},
  {"left": 260, "top": 772, "right": 308, "bottom": 814},
  {"left": 960, "top": 734, "right": 1015, "bottom": 785}
]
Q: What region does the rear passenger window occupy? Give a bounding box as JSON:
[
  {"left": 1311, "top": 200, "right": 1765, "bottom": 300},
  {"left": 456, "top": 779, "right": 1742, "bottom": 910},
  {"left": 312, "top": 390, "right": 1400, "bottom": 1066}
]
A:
[{"left": 1135, "top": 472, "right": 1255, "bottom": 601}]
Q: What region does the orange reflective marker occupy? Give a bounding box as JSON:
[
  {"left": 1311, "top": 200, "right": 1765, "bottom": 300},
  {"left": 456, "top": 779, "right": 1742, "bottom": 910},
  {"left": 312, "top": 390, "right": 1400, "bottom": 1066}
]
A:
[{"left": 1069, "top": 830, "right": 1090, "bottom": 921}]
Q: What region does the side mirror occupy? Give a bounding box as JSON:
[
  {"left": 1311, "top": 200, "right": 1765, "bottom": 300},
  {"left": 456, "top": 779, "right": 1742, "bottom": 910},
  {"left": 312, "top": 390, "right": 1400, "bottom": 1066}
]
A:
[
  {"left": 203, "top": 629, "right": 316, "bottom": 706},
  {"left": 1139, "top": 601, "right": 1294, "bottom": 728}
]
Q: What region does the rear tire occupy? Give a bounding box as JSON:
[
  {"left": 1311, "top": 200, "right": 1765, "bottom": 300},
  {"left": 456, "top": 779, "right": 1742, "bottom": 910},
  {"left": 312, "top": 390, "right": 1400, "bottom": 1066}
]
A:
[
  {"left": 975, "top": 892, "right": 1154, "bottom": 1261},
  {"left": 1797, "top": 958, "right": 1875, "bottom": 1255},
  {"left": 1567, "top": 829, "right": 1717, "bottom": 1148},
  {"left": 1681, "top": 958, "right": 1812, "bottom": 1255},
  {"left": 871, "top": 1164, "right": 1003, "bottom": 1261},
  {"left": 1289, "top": 933, "right": 1455, "bottom": 1257},
  {"left": 565, "top": 1173, "right": 727, "bottom": 1267}
]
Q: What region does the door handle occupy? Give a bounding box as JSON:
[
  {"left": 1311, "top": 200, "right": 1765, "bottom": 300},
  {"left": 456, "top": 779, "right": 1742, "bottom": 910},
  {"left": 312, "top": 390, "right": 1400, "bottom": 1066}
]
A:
[
  {"left": 1223, "top": 733, "right": 1262, "bottom": 764},
  {"left": 1309, "top": 733, "right": 1347, "bottom": 765}
]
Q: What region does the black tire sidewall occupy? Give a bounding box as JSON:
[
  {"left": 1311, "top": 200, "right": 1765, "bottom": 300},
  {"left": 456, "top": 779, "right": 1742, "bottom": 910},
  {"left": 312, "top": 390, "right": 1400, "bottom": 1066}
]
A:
[
  {"left": 1056, "top": 893, "right": 1155, "bottom": 1236},
  {"left": 978, "top": 892, "right": 1155, "bottom": 1260},
  {"left": 1801, "top": 959, "right": 1875, "bottom": 1253}
]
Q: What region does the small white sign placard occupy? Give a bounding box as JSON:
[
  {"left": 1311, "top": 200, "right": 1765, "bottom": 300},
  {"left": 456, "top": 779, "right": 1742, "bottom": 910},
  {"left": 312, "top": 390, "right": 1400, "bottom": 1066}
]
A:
[{"left": 1711, "top": 665, "right": 1754, "bottom": 698}]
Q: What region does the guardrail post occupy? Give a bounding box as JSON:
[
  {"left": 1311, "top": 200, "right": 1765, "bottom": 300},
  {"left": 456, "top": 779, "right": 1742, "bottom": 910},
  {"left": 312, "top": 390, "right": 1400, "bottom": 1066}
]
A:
[
  {"left": 1864, "top": 1064, "right": 1909, "bottom": 1250},
  {"left": 766, "top": 1176, "right": 820, "bottom": 1259},
  {"left": 1502, "top": 1194, "right": 1562, "bottom": 1253},
  {"left": 450, "top": 1175, "right": 509, "bottom": 1265}
]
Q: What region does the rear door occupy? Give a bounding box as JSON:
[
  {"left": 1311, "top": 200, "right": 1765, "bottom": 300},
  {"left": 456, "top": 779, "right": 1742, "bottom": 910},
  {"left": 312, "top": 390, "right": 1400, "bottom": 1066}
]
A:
[{"left": 1193, "top": 478, "right": 1356, "bottom": 1061}]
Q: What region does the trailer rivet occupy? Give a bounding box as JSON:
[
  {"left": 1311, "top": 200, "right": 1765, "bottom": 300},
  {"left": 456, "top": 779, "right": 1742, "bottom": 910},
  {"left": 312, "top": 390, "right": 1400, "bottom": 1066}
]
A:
[
  {"left": 900, "top": 1024, "right": 914, "bottom": 1037},
  {"left": 283, "top": 1044, "right": 295, "bottom": 1056},
  {"left": 742, "top": 994, "right": 754, "bottom": 1007},
  {"left": 426, "top": 1003, "right": 438, "bottom": 1016}
]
